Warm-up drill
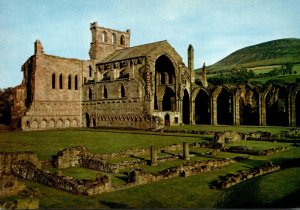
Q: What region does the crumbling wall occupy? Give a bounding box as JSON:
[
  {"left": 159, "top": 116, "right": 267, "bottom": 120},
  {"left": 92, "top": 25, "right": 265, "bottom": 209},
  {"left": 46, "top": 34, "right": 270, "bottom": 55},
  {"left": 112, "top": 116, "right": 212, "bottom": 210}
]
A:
[
  {"left": 0, "top": 173, "right": 26, "bottom": 197},
  {"left": 12, "top": 160, "right": 111, "bottom": 196},
  {"left": 0, "top": 152, "right": 41, "bottom": 174}
]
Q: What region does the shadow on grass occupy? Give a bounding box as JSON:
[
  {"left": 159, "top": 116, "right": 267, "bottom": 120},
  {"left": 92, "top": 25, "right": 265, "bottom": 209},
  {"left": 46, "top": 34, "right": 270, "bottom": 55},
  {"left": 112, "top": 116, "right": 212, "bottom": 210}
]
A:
[{"left": 100, "top": 200, "right": 131, "bottom": 208}]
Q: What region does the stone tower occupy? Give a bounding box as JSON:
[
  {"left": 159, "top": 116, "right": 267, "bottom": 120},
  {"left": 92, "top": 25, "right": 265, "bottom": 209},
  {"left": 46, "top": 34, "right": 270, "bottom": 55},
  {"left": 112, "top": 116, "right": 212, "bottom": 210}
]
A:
[
  {"left": 188, "top": 44, "right": 195, "bottom": 83},
  {"left": 89, "top": 22, "right": 131, "bottom": 60},
  {"left": 34, "top": 40, "right": 44, "bottom": 55},
  {"left": 202, "top": 62, "right": 208, "bottom": 87}
]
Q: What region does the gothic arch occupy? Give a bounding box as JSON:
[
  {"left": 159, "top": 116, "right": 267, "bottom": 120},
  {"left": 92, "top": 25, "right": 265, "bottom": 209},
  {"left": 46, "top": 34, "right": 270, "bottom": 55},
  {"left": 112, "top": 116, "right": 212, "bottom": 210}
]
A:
[
  {"left": 74, "top": 75, "right": 78, "bottom": 90},
  {"left": 194, "top": 88, "right": 210, "bottom": 125},
  {"left": 103, "top": 86, "right": 108, "bottom": 98},
  {"left": 68, "top": 75, "right": 72, "bottom": 90},
  {"left": 162, "top": 87, "right": 176, "bottom": 111},
  {"left": 85, "top": 113, "right": 90, "bottom": 128},
  {"left": 120, "top": 83, "right": 126, "bottom": 98},
  {"left": 49, "top": 119, "right": 55, "bottom": 128},
  {"left": 56, "top": 119, "right": 63, "bottom": 128},
  {"left": 120, "top": 35, "right": 125, "bottom": 45},
  {"left": 239, "top": 86, "right": 259, "bottom": 125},
  {"left": 217, "top": 86, "right": 234, "bottom": 125},
  {"left": 88, "top": 87, "right": 93, "bottom": 100},
  {"left": 264, "top": 85, "right": 289, "bottom": 126},
  {"left": 52, "top": 73, "right": 56, "bottom": 89},
  {"left": 59, "top": 74, "right": 63, "bottom": 89},
  {"left": 102, "top": 31, "right": 107, "bottom": 42},
  {"left": 111, "top": 33, "right": 116, "bottom": 44},
  {"left": 182, "top": 89, "right": 190, "bottom": 124}
]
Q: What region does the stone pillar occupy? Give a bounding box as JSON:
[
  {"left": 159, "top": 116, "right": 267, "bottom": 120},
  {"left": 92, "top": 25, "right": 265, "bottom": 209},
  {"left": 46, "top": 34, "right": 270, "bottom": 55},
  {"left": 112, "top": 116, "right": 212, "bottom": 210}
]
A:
[
  {"left": 260, "top": 95, "right": 266, "bottom": 126},
  {"left": 191, "top": 100, "right": 195, "bottom": 125},
  {"left": 183, "top": 142, "right": 190, "bottom": 160},
  {"left": 150, "top": 146, "right": 158, "bottom": 166},
  {"left": 211, "top": 96, "right": 218, "bottom": 125},
  {"left": 234, "top": 96, "right": 240, "bottom": 125}
]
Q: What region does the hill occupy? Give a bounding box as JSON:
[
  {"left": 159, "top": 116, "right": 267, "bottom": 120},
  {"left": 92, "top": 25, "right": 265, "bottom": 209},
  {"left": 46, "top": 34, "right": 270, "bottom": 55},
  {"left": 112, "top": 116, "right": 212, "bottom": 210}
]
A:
[{"left": 196, "top": 38, "right": 300, "bottom": 74}]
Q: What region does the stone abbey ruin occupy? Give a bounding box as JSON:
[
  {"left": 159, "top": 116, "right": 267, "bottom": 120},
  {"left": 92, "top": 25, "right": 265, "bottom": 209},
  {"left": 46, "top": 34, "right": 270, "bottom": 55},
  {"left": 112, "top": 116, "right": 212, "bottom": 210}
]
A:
[{"left": 8, "top": 21, "right": 300, "bottom": 131}]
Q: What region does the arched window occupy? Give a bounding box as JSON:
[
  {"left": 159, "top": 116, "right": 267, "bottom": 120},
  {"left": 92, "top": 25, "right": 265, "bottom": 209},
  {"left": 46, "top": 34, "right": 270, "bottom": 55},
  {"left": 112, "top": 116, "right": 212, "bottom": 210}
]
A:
[
  {"left": 111, "top": 33, "right": 116, "bottom": 44},
  {"left": 120, "top": 84, "right": 126, "bottom": 97},
  {"left": 88, "top": 87, "right": 92, "bottom": 100},
  {"left": 74, "top": 75, "right": 78, "bottom": 90},
  {"left": 104, "top": 86, "right": 108, "bottom": 98},
  {"left": 120, "top": 35, "right": 125, "bottom": 45},
  {"left": 52, "top": 73, "right": 56, "bottom": 89},
  {"left": 59, "top": 74, "right": 63, "bottom": 89},
  {"left": 89, "top": 66, "right": 92, "bottom": 77},
  {"left": 68, "top": 75, "right": 72, "bottom": 90},
  {"left": 102, "top": 31, "right": 107, "bottom": 42}
]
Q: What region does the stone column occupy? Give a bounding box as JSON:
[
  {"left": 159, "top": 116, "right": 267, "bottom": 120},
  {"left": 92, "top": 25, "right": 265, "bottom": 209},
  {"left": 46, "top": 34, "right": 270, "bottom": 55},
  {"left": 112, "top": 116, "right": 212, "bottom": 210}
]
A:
[
  {"left": 211, "top": 96, "right": 218, "bottom": 125},
  {"left": 150, "top": 146, "right": 158, "bottom": 166},
  {"left": 183, "top": 142, "right": 190, "bottom": 160},
  {"left": 233, "top": 96, "right": 240, "bottom": 125},
  {"left": 260, "top": 95, "right": 266, "bottom": 126},
  {"left": 191, "top": 100, "right": 195, "bottom": 125}
]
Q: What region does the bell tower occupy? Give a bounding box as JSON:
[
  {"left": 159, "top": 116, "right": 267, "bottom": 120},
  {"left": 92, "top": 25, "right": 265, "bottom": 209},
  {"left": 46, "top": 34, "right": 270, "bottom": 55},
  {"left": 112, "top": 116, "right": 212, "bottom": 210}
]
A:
[{"left": 89, "top": 22, "right": 131, "bottom": 60}]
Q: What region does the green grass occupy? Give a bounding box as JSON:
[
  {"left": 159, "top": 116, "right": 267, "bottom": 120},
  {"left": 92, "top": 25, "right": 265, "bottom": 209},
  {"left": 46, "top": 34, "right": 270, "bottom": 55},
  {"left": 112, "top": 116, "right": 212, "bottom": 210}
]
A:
[
  {"left": 168, "top": 124, "right": 290, "bottom": 134},
  {"left": 0, "top": 129, "right": 204, "bottom": 160},
  {"left": 1, "top": 127, "right": 300, "bottom": 208}
]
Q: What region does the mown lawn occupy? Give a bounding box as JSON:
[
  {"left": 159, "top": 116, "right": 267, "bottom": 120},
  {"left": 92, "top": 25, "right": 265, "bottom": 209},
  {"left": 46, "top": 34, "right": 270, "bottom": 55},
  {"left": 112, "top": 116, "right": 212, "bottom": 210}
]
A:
[{"left": 0, "top": 126, "right": 300, "bottom": 208}]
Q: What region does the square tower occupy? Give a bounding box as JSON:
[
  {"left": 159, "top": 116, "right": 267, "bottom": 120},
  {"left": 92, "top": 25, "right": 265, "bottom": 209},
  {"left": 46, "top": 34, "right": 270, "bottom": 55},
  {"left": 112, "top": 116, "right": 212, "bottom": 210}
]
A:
[{"left": 89, "top": 22, "right": 130, "bottom": 60}]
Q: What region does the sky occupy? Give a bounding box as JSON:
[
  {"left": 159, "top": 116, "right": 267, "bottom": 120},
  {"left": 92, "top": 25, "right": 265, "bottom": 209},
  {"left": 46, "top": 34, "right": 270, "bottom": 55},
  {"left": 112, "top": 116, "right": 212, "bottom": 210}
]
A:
[{"left": 0, "top": 0, "right": 300, "bottom": 88}]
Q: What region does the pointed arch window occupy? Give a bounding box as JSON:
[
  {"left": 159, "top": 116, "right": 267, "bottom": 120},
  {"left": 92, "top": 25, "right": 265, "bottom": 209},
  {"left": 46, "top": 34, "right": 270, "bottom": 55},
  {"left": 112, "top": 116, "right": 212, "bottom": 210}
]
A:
[
  {"left": 112, "top": 33, "right": 116, "bottom": 44},
  {"left": 89, "top": 66, "right": 92, "bottom": 77},
  {"left": 52, "top": 73, "right": 56, "bottom": 89},
  {"left": 74, "top": 75, "right": 78, "bottom": 90},
  {"left": 120, "top": 84, "right": 126, "bottom": 97},
  {"left": 120, "top": 35, "right": 125, "bottom": 45},
  {"left": 104, "top": 86, "right": 108, "bottom": 99},
  {"left": 68, "top": 75, "right": 72, "bottom": 90},
  {"left": 102, "top": 31, "right": 107, "bottom": 42},
  {"left": 59, "top": 74, "right": 63, "bottom": 89},
  {"left": 88, "top": 87, "right": 92, "bottom": 100}
]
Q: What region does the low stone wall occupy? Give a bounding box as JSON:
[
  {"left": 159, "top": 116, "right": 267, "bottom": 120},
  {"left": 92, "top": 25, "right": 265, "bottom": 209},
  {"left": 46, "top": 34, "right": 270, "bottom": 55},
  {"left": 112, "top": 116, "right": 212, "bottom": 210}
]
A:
[
  {"left": 0, "top": 198, "right": 39, "bottom": 209},
  {"left": 214, "top": 131, "right": 245, "bottom": 143},
  {"left": 80, "top": 157, "right": 119, "bottom": 173},
  {"left": 161, "top": 129, "right": 215, "bottom": 135},
  {"left": 0, "top": 151, "right": 41, "bottom": 174},
  {"left": 52, "top": 145, "right": 91, "bottom": 168},
  {"left": 223, "top": 146, "right": 289, "bottom": 156},
  {"left": 128, "top": 158, "right": 237, "bottom": 185},
  {"left": 0, "top": 173, "right": 26, "bottom": 197},
  {"left": 12, "top": 160, "right": 111, "bottom": 196},
  {"left": 212, "top": 164, "right": 280, "bottom": 189}
]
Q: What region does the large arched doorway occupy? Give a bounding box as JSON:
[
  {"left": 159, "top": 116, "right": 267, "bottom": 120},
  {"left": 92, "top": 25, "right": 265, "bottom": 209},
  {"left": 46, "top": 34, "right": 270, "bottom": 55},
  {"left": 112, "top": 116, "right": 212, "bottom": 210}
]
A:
[
  {"left": 296, "top": 91, "right": 300, "bottom": 126},
  {"left": 162, "top": 87, "right": 175, "bottom": 111},
  {"left": 195, "top": 89, "right": 210, "bottom": 124},
  {"left": 266, "top": 87, "right": 288, "bottom": 126},
  {"left": 182, "top": 89, "right": 190, "bottom": 124},
  {"left": 154, "top": 55, "right": 176, "bottom": 110},
  {"left": 239, "top": 89, "right": 259, "bottom": 125},
  {"left": 85, "top": 113, "right": 90, "bottom": 127},
  {"left": 217, "top": 88, "right": 233, "bottom": 125}
]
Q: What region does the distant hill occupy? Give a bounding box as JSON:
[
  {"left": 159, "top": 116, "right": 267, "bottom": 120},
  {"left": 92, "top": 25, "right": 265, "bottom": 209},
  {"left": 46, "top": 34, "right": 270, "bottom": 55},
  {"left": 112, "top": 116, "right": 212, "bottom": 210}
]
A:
[{"left": 196, "top": 38, "right": 300, "bottom": 74}]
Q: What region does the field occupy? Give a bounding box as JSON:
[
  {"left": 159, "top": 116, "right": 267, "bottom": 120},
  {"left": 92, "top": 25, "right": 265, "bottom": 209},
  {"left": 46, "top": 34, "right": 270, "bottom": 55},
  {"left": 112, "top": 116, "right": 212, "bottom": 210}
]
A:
[{"left": 1, "top": 126, "right": 300, "bottom": 208}]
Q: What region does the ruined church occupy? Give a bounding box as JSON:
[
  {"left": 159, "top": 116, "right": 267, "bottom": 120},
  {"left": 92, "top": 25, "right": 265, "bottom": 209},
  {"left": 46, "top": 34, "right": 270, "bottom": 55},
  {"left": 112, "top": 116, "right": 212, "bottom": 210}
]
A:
[{"left": 11, "top": 22, "right": 300, "bottom": 130}]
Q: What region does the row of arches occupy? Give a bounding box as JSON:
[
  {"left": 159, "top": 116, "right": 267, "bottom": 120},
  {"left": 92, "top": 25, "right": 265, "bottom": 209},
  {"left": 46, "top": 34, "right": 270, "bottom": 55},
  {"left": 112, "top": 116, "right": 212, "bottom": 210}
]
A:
[
  {"left": 24, "top": 118, "right": 79, "bottom": 129},
  {"left": 87, "top": 84, "right": 125, "bottom": 100},
  {"left": 101, "top": 31, "right": 125, "bottom": 46},
  {"left": 52, "top": 73, "right": 78, "bottom": 90},
  {"left": 189, "top": 85, "right": 300, "bottom": 126},
  {"left": 85, "top": 113, "right": 154, "bottom": 128}
]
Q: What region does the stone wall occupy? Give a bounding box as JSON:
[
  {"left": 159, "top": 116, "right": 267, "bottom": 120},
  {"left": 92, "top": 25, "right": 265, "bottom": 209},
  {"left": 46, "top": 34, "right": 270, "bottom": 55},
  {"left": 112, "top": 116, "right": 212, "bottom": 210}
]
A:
[
  {"left": 212, "top": 164, "right": 280, "bottom": 189},
  {"left": 0, "top": 173, "right": 26, "bottom": 197},
  {"left": 128, "top": 158, "right": 236, "bottom": 185},
  {"left": 12, "top": 160, "right": 111, "bottom": 196},
  {"left": 224, "top": 146, "right": 289, "bottom": 156},
  {"left": 0, "top": 198, "right": 39, "bottom": 210},
  {"left": 0, "top": 152, "right": 41, "bottom": 174}
]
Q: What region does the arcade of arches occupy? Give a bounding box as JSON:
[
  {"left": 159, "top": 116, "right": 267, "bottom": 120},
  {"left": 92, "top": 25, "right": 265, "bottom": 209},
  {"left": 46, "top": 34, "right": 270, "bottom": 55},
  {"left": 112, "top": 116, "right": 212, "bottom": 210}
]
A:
[{"left": 190, "top": 84, "right": 300, "bottom": 127}]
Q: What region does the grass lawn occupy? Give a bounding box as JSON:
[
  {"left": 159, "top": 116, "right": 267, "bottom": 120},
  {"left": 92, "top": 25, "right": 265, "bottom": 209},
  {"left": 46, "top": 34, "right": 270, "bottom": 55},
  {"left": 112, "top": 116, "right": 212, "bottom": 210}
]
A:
[{"left": 0, "top": 126, "right": 300, "bottom": 208}]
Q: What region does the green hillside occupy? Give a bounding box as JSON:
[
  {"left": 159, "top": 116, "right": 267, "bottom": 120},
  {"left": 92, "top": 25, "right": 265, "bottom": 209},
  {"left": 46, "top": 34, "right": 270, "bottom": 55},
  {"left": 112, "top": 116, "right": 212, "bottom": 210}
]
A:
[{"left": 197, "top": 38, "right": 300, "bottom": 74}]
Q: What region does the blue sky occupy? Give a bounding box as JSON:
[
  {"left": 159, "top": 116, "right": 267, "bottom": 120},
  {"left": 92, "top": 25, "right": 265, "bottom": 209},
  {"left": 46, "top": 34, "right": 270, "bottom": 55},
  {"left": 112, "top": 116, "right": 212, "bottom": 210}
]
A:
[{"left": 0, "top": 0, "right": 299, "bottom": 88}]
